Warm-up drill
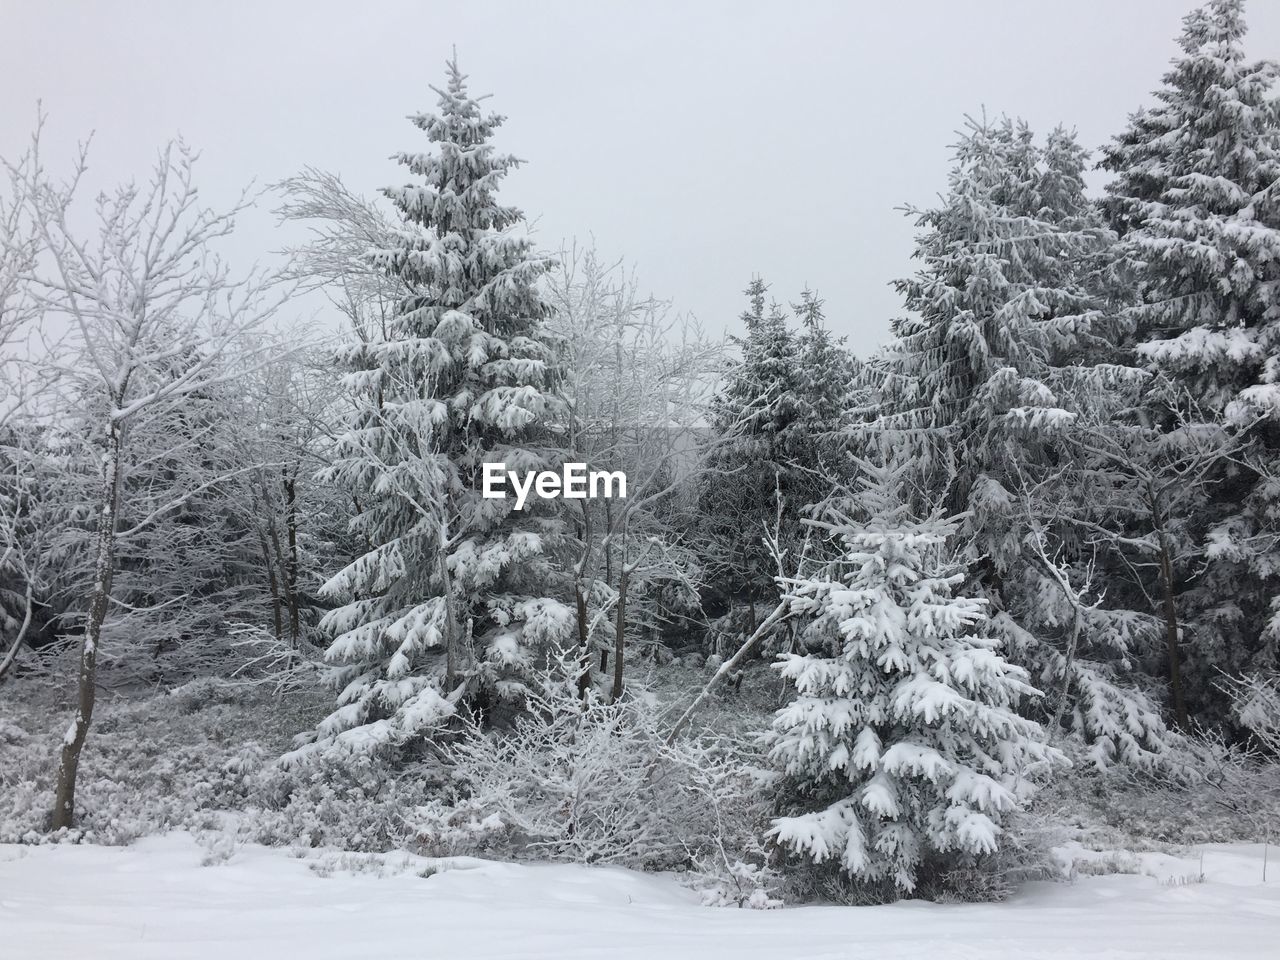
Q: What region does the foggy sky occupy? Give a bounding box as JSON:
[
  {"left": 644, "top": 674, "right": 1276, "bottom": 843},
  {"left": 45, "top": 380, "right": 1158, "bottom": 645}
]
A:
[{"left": 4, "top": 0, "right": 1279, "bottom": 354}]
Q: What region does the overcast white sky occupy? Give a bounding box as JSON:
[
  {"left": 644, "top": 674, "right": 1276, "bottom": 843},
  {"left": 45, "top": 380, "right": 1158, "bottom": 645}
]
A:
[{"left": 4, "top": 0, "right": 1279, "bottom": 353}]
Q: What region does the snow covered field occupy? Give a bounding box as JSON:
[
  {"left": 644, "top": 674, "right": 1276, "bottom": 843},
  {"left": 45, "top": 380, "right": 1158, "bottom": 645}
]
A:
[{"left": 2, "top": 835, "right": 1277, "bottom": 959}]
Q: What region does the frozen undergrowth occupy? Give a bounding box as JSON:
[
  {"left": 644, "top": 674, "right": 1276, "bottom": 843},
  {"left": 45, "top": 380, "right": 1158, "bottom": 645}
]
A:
[
  {"left": 3, "top": 660, "right": 1274, "bottom": 910},
  {"left": 640, "top": 657, "right": 787, "bottom": 740},
  {"left": 0, "top": 673, "right": 427, "bottom": 849},
  {"left": 0, "top": 663, "right": 783, "bottom": 901},
  {"left": 1026, "top": 736, "right": 1280, "bottom": 853}
]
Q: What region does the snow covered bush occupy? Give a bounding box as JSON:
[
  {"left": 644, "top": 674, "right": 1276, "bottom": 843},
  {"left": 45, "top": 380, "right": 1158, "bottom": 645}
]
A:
[
  {"left": 1156, "top": 672, "right": 1280, "bottom": 840},
  {"left": 1024, "top": 731, "right": 1274, "bottom": 852},
  {"left": 0, "top": 675, "right": 438, "bottom": 852},
  {"left": 245, "top": 752, "right": 440, "bottom": 852},
  {"left": 1224, "top": 672, "right": 1280, "bottom": 757},
  {"left": 411, "top": 656, "right": 779, "bottom": 901},
  {"left": 417, "top": 700, "right": 672, "bottom": 864},
  {"left": 0, "top": 677, "right": 301, "bottom": 844},
  {"left": 766, "top": 458, "right": 1067, "bottom": 895}
]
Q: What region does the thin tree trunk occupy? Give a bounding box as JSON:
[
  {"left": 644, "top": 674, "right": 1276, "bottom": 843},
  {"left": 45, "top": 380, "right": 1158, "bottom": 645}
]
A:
[
  {"left": 283, "top": 471, "right": 301, "bottom": 645},
  {"left": 0, "top": 578, "right": 35, "bottom": 684},
  {"left": 574, "top": 506, "right": 594, "bottom": 702},
  {"left": 444, "top": 605, "right": 456, "bottom": 692},
  {"left": 603, "top": 498, "right": 614, "bottom": 584},
  {"left": 440, "top": 520, "right": 458, "bottom": 692},
  {"left": 1150, "top": 485, "right": 1189, "bottom": 729},
  {"left": 265, "top": 514, "right": 291, "bottom": 642},
  {"left": 1051, "top": 613, "right": 1081, "bottom": 732},
  {"left": 250, "top": 480, "right": 283, "bottom": 642},
  {"left": 610, "top": 560, "right": 630, "bottom": 703},
  {"left": 665, "top": 599, "right": 787, "bottom": 745},
  {"left": 52, "top": 422, "right": 122, "bottom": 829},
  {"left": 575, "top": 581, "right": 592, "bottom": 700},
  {"left": 261, "top": 535, "right": 283, "bottom": 642},
  {"left": 1155, "top": 535, "right": 1189, "bottom": 729}
]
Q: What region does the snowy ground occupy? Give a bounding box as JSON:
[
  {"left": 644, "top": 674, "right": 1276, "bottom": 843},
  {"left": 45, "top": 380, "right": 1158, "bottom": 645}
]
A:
[{"left": 2, "top": 835, "right": 1277, "bottom": 959}]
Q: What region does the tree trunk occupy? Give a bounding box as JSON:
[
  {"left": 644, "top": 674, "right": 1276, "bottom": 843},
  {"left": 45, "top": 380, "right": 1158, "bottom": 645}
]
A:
[
  {"left": 1150, "top": 486, "right": 1189, "bottom": 729},
  {"left": 0, "top": 578, "right": 35, "bottom": 684},
  {"left": 603, "top": 499, "right": 614, "bottom": 584},
  {"left": 52, "top": 422, "right": 122, "bottom": 829},
  {"left": 575, "top": 580, "right": 592, "bottom": 701},
  {"left": 610, "top": 561, "right": 630, "bottom": 703},
  {"left": 251, "top": 478, "right": 284, "bottom": 643},
  {"left": 283, "top": 471, "right": 301, "bottom": 645},
  {"left": 1051, "top": 613, "right": 1081, "bottom": 732},
  {"left": 440, "top": 527, "right": 458, "bottom": 692},
  {"left": 574, "top": 506, "right": 594, "bottom": 702},
  {"left": 258, "top": 531, "right": 283, "bottom": 642},
  {"left": 1156, "top": 539, "right": 1189, "bottom": 729},
  {"left": 665, "top": 599, "right": 788, "bottom": 745}
]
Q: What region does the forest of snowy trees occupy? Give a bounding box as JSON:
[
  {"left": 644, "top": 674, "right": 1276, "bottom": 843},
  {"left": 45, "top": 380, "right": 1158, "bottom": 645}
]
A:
[{"left": 2, "top": 0, "right": 1280, "bottom": 911}]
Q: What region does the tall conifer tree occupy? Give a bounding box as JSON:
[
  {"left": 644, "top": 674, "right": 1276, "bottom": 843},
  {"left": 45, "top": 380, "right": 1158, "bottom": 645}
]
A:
[
  {"left": 875, "top": 117, "right": 1173, "bottom": 763},
  {"left": 300, "top": 59, "right": 572, "bottom": 758},
  {"left": 699, "top": 280, "right": 803, "bottom": 617},
  {"left": 1102, "top": 0, "right": 1280, "bottom": 708}
]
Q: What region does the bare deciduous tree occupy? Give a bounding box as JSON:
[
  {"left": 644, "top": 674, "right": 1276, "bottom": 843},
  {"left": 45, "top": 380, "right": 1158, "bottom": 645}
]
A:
[
  {"left": 11, "top": 126, "right": 286, "bottom": 827},
  {"left": 547, "top": 243, "right": 723, "bottom": 701},
  {"left": 0, "top": 122, "right": 61, "bottom": 685}
]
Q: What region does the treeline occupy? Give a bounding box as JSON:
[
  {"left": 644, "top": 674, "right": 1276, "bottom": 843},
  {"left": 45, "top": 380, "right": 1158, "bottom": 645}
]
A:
[{"left": 1, "top": 0, "right": 1278, "bottom": 895}]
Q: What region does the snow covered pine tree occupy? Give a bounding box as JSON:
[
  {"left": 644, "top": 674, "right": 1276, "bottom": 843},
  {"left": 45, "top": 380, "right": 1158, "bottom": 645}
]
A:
[
  {"left": 699, "top": 279, "right": 803, "bottom": 617},
  {"left": 871, "top": 115, "right": 1175, "bottom": 767},
  {"left": 767, "top": 458, "right": 1064, "bottom": 892},
  {"left": 295, "top": 58, "right": 572, "bottom": 760},
  {"left": 785, "top": 287, "right": 859, "bottom": 517},
  {"left": 1102, "top": 0, "right": 1280, "bottom": 714}
]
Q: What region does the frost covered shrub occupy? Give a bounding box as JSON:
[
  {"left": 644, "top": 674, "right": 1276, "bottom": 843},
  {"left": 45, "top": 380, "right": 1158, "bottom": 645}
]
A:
[
  {"left": 1122, "top": 673, "right": 1280, "bottom": 844},
  {"left": 436, "top": 698, "right": 667, "bottom": 863},
  {"left": 1225, "top": 672, "right": 1280, "bottom": 758},
  {"left": 244, "top": 752, "right": 440, "bottom": 852},
  {"left": 3, "top": 666, "right": 775, "bottom": 877},
  {"left": 412, "top": 665, "right": 779, "bottom": 902},
  {"left": 0, "top": 676, "right": 391, "bottom": 848},
  {"left": 1020, "top": 729, "right": 1274, "bottom": 852},
  {"left": 0, "top": 680, "right": 269, "bottom": 844},
  {"left": 693, "top": 857, "right": 783, "bottom": 909},
  {"left": 1, "top": 664, "right": 778, "bottom": 881}
]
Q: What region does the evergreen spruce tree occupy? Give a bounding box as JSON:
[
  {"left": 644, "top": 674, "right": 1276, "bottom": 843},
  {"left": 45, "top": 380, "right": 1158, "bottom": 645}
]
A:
[
  {"left": 1102, "top": 0, "right": 1280, "bottom": 412},
  {"left": 300, "top": 58, "right": 572, "bottom": 758},
  {"left": 767, "top": 458, "right": 1063, "bottom": 892},
  {"left": 786, "top": 288, "right": 858, "bottom": 513},
  {"left": 699, "top": 279, "right": 803, "bottom": 619},
  {"left": 1101, "top": 0, "right": 1280, "bottom": 710},
  {"left": 874, "top": 116, "right": 1172, "bottom": 763},
  {"left": 881, "top": 117, "right": 1111, "bottom": 518}
]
